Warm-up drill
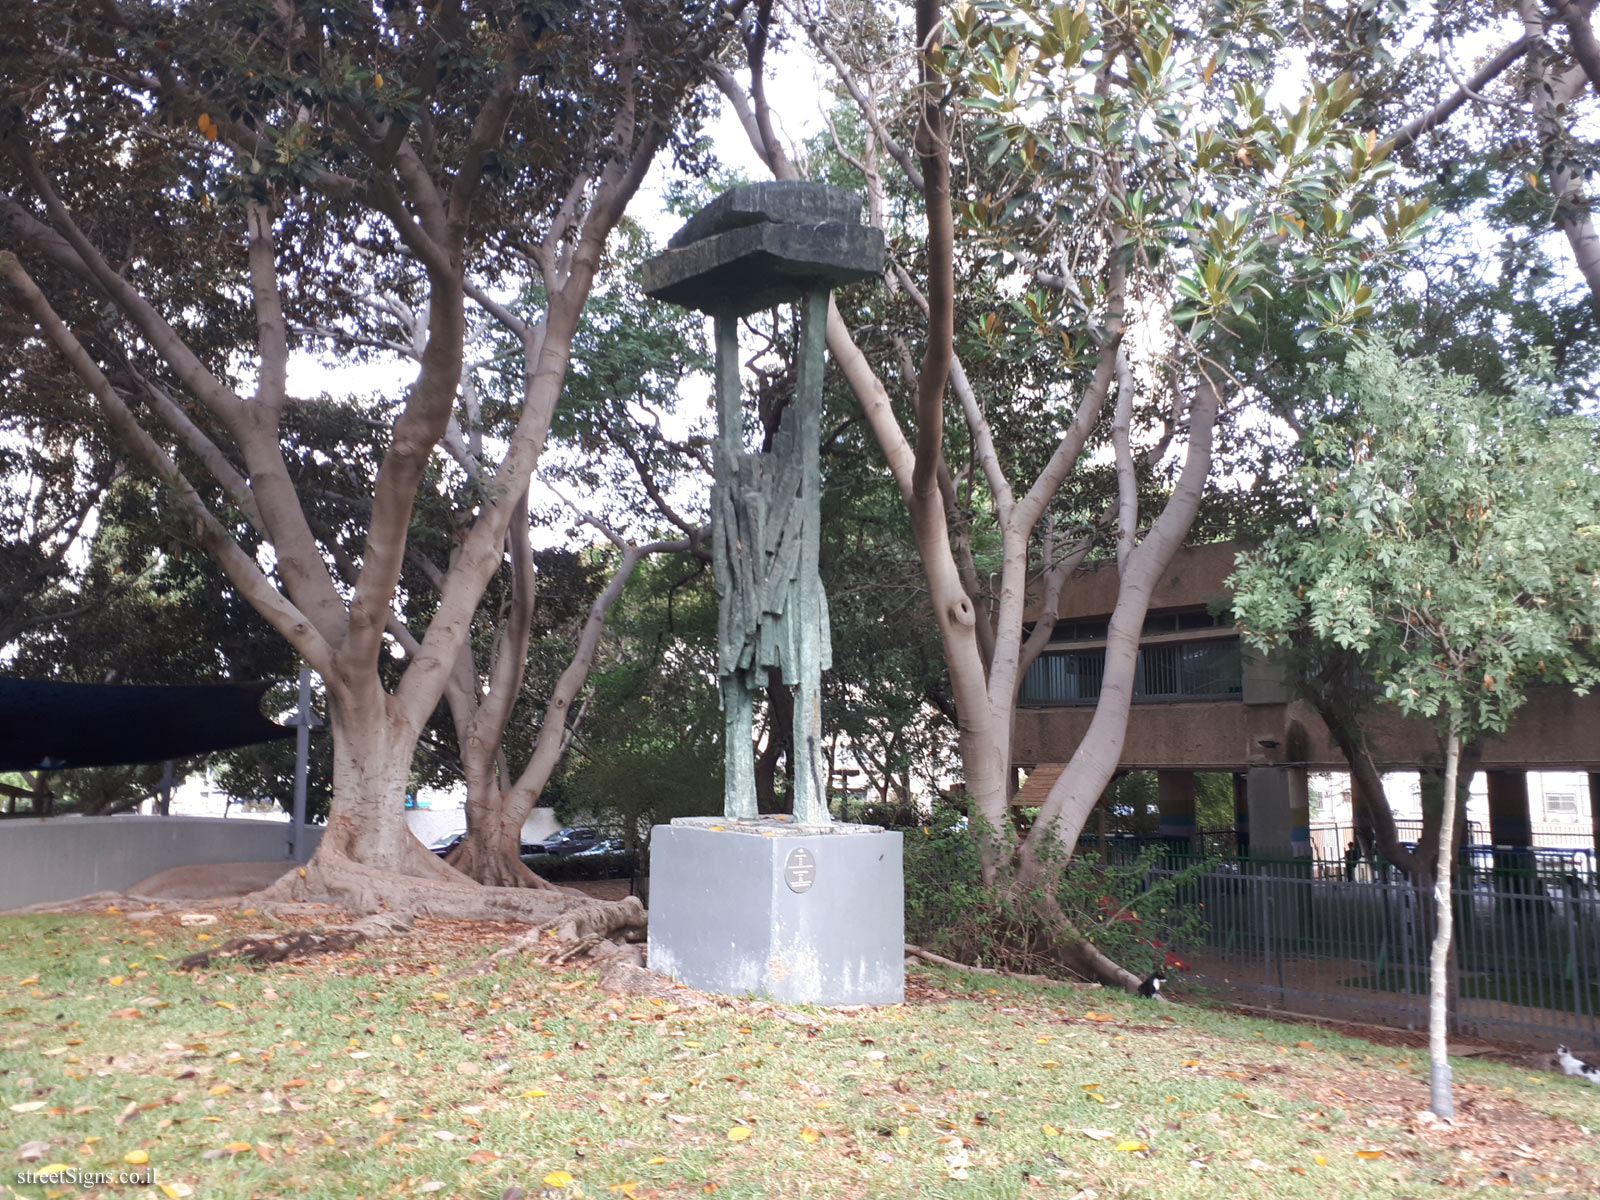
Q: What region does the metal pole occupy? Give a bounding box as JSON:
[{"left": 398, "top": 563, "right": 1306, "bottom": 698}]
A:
[
  {"left": 289, "top": 667, "right": 311, "bottom": 860},
  {"left": 157, "top": 760, "right": 174, "bottom": 816}
]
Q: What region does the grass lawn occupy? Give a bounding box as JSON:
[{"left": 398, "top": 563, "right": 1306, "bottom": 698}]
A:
[{"left": 2, "top": 907, "right": 1597, "bottom": 1199}]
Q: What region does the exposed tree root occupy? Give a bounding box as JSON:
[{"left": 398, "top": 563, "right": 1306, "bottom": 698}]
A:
[
  {"left": 443, "top": 840, "right": 559, "bottom": 890},
  {"left": 177, "top": 912, "right": 415, "bottom": 970},
  {"left": 250, "top": 847, "right": 644, "bottom": 942},
  {"left": 446, "top": 921, "right": 646, "bottom": 983},
  {"left": 904, "top": 943, "right": 1099, "bottom": 988}
]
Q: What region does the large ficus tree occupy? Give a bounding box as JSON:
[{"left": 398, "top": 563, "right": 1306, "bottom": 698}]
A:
[
  {"left": 1231, "top": 343, "right": 1600, "bottom": 1118},
  {"left": 714, "top": 0, "right": 1424, "bottom": 986},
  {"left": 0, "top": 0, "right": 733, "bottom": 923}
]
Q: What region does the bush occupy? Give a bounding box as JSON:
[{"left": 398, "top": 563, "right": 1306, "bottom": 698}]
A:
[{"left": 903, "top": 811, "right": 1209, "bottom": 981}]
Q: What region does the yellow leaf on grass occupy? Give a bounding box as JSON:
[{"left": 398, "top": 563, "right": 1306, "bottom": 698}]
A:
[
  {"left": 1083, "top": 1012, "right": 1114, "bottom": 1022},
  {"left": 432, "top": 992, "right": 450, "bottom": 1002},
  {"left": 1080, "top": 1083, "right": 1102, "bottom": 1090},
  {"left": 391, "top": 1034, "right": 405, "bottom": 1047},
  {"left": 1115, "top": 1141, "right": 1148, "bottom": 1153},
  {"left": 727, "top": 1126, "right": 751, "bottom": 1142},
  {"left": 109, "top": 976, "right": 125, "bottom": 986},
  {"left": 1313, "top": 1154, "right": 1329, "bottom": 1166},
  {"left": 544, "top": 1170, "right": 575, "bottom": 1187},
  {"left": 1181, "top": 1059, "right": 1202, "bottom": 1067},
  {"left": 161, "top": 1184, "right": 193, "bottom": 1199},
  {"left": 608, "top": 1184, "right": 639, "bottom": 1197},
  {"left": 224, "top": 1142, "right": 252, "bottom": 1154},
  {"left": 124, "top": 1150, "right": 150, "bottom": 1165},
  {"left": 799, "top": 1127, "right": 820, "bottom": 1143},
  {"left": 1040, "top": 1060, "right": 1060, "bottom": 1068},
  {"left": 369, "top": 1102, "right": 390, "bottom": 1115},
  {"left": 1356, "top": 1149, "right": 1385, "bottom": 1160},
  {"left": 215, "top": 1000, "right": 235, "bottom": 1010},
  {"left": 19, "top": 977, "right": 38, "bottom": 985},
  {"left": 40, "top": 1164, "right": 73, "bottom": 1173},
  {"left": 522, "top": 1089, "right": 548, "bottom": 1098},
  {"left": 1042, "top": 1124, "right": 1061, "bottom": 1136},
  {"left": 208, "top": 1084, "right": 232, "bottom": 1096},
  {"left": 646, "top": 1156, "right": 668, "bottom": 1165}
]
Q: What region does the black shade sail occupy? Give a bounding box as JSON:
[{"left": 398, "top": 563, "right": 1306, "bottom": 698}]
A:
[{"left": 0, "top": 679, "right": 295, "bottom": 771}]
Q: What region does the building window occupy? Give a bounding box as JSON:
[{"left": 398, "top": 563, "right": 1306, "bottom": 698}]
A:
[
  {"left": 1546, "top": 793, "right": 1578, "bottom": 817},
  {"left": 1020, "top": 638, "right": 1242, "bottom": 705},
  {"left": 1020, "top": 649, "right": 1106, "bottom": 703}
]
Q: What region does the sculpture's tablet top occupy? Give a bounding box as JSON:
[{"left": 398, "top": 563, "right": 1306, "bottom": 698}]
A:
[
  {"left": 642, "top": 221, "right": 885, "bottom": 316},
  {"left": 667, "top": 181, "right": 862, "bottom": 250},
  {"left": 643, "top": 181, "right": 884, "bottom": 317},
  {"left": 669, "top": 815, "right": 887, "bottom": 836}
]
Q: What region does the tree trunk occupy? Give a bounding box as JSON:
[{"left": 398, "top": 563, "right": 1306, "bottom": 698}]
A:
[
  {"left": 277, "top": 687, "right": 461, "bottom": 904},
  {"left": 1427, "top": 725, "right": 1462, "bottom": 1119},
  {"left": 1007, "top": 868, "right": 1143, "bottom": 991},
  {"left": 446, "top": 779, "right": 552, "bottom": 889},
  {"left": 257, "top": 692, "right": 642, "bottom": 934}
]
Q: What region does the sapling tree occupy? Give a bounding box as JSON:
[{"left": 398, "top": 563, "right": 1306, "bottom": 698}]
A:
[{"left": 1231, "top": 343, "right": 1600, "bottom": 1118}]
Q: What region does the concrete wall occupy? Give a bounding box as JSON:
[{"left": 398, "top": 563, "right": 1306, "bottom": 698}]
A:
[
  {"left": 0, "top": 816, "right": 324, "bottom": 910},
  {"left": 1025, "top": 541, "right": 1239, "bottom": 622}
]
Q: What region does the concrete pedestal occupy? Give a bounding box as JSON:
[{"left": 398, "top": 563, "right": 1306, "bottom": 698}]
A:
[{"left": 646, "top": 816, "right": 904, "bottom": 1006}]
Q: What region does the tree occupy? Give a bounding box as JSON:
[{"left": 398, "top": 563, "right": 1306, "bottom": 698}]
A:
[
  {"left": 710, "top": 0, "right": 1419, "bottom": 985},
  {"left": 1231, "top": 342, "right": 1600, "bottom": 1118},
  {"left": 556, "top": 556, "right": 726, "bottom": 848},
  {"left": 0, "top": 0, "right": 735, "bottom": 924}
]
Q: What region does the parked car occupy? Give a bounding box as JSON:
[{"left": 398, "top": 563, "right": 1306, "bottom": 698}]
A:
[
  {"left": 534, "top": 826, "right": 602, "bottom": 857},
  {"left": 428, "top": 831, "right": 466, "bottom": 858},
  {"left": 570, "top": 838, "right": 625, "bottom": 857},
  {"left": 433, "top": 832, "right": 546, "bottom": 863}
]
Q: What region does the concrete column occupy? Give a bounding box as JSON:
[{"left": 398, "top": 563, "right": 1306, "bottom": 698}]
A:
[
  {"left": 1486, "top": 770, "right": 1533, "bottom": 848},
  {"left": 1157, "top": 770, "right": 1197, "bottom": 853},
  {"left": 1233, "top": 771, "right": 1249, "bottom": 856},
  {"left": 1591, "top": 772, "right": 1600, "bottom": 868},
  {"left": 1350, "top": 773, "right": 1377, "bottom": 855},
  {"left": 1486, "top": 768, "right": 1534, "bottom": 882},
  {"left": 1245, "top": 766, "right": 1311, "bottom": 859}
]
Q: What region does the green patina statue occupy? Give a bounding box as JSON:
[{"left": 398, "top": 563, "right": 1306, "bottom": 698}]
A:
[{"left": 642, "top": 182, "right": 884, "bottom": 825}]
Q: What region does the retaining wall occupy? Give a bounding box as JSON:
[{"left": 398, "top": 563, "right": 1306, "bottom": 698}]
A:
[{"left": 0, "top": 815, "right": 323, "bottom": 909}]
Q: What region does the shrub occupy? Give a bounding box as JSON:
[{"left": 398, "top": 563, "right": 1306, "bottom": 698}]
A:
[{"left": 903, "top": 811, "right": 1209, "bottom": 981}]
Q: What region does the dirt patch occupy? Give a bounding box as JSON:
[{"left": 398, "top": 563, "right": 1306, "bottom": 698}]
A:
[
  {"left": 562, "top": 877, "right": 634, "bottom": 902},
  {"left": 128, "top": 860, "right": 296, "bottom": 899}
]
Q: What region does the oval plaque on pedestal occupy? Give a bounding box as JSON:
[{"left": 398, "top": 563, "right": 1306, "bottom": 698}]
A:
[{"left": 784, "top": 846, "right": 816, "bottom": 894}]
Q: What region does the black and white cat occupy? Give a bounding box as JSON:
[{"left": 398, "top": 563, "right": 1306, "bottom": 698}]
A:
[
  {"left": 1138, "top": 969, "right": 1167, "bottom": 998},
  {"left": 1555, "top": 1045, "right": 1600, "bottom": 1085}
]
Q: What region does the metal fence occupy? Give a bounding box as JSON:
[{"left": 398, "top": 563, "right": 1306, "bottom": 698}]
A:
[
  {"left": 1146, "top": 858, "right": 1600, "bottom": 1047},
  {"left": 1078, "top": 837, "right": 1600, "bottom": 887}
]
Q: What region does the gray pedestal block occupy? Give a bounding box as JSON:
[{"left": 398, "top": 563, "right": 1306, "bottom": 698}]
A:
[{"left": 646, "top": 817, "right": 904, "bottom": 1006}]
